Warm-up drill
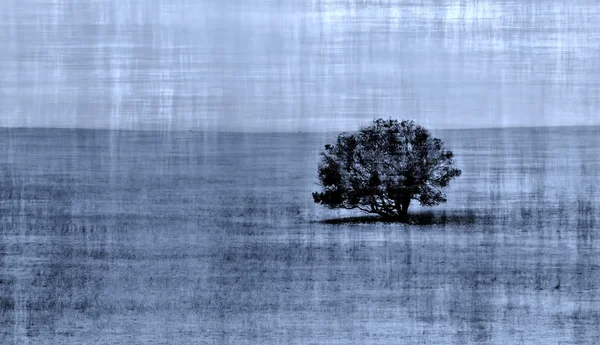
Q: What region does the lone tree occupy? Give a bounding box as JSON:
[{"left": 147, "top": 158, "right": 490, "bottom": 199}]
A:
[{"left": 313, "top": 119, "right": 461, "bottom": 221}]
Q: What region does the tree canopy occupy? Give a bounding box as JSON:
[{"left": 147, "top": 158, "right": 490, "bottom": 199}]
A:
[{"left": 312, "top": 119, "right": 461, "bottom": 220}]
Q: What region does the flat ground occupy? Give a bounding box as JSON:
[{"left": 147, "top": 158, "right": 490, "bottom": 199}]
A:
[{"left": 1, "top": 127, "right": 599, "bottom": 344}]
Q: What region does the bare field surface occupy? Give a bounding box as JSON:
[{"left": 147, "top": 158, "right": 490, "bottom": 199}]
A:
[{"left": 1, "top": 127, "right": 599, "bottom": 344}]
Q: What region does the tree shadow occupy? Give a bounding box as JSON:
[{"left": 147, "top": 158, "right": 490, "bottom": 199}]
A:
[{"left": 319, "top": 210, "right": 481, "bottom": 226}]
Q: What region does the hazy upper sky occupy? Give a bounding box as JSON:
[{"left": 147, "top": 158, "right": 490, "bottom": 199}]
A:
[{"left": 1, "top": 0, "right": 599, "bottom": 132}]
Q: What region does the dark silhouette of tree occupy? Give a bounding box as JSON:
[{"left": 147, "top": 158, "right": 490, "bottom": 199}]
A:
[{"left": 312, "top": 119, "right": 461, "bottom": 221}]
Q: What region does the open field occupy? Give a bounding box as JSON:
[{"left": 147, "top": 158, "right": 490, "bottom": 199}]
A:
[{"left": 1, "top": 126, "right": 599, "bottom": 344}]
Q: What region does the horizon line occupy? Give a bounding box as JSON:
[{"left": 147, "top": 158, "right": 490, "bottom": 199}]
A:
[{"left": 0, "top": 123, "right": 598, "bottom": 134}]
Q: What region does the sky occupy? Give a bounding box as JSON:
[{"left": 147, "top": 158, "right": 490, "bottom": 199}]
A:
[{"left": 0, "top": 0, "right": 599, "bottom": 132}]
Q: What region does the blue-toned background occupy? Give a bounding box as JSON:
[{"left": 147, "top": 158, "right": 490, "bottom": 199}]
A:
[
  {"left": 1, "top": 0, "right": 599, "bottom": 131},
  {"left": 1, "top": 1, "right": 600, "bottom": 344}
]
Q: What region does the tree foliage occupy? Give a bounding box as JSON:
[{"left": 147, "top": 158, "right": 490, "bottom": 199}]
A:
[{"left": 312, "top": 119, "right": 461, "bottom": 219}]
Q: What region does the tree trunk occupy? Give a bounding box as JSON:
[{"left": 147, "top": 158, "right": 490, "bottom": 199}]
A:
[
  {"left": 395, "top": 196, "right": 411, "bottom": 222},
  {"left": 400, "top": 198, "right": 410, "bottom": 221}
]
